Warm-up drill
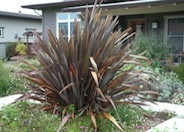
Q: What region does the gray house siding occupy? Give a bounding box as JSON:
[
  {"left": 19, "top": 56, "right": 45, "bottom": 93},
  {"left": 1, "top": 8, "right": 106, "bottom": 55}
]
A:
[
  {"left": 0, "top": 16, "right": 42, "bottom": 43},
  {"left": 117, "top": 11, "right": 184, "bottom": 35},
  {"left": 0, "top": 14, "right": 42, "bottom": 58},
  {"left": 42, "top": 7, "right": 61, "bottom": 41},
  {"left": 0, "top": 43, "right": 6, "bottom": 59},
  {"left": 147, "top": 11, "right": 184, "bottom": 34},
  {"left": 42, "top": 6, "right": 184, "bottom": 43}
]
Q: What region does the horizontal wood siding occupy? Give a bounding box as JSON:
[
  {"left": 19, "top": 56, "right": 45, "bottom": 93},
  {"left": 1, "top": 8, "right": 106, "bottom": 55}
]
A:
[
  {"left": 0, "top": 16, "right": 42, "bottom": 43},
  {"left": 43, "top": 7, "right": 61, "bottom": 41},
  {"left": 0, "top": 44, "right": 6, "bottom": 58}
]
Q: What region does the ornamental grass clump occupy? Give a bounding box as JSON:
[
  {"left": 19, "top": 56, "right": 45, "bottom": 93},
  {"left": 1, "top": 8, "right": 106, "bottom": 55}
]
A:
[{"left": 18, "top": 2, "right": 155, "bottom": 131}]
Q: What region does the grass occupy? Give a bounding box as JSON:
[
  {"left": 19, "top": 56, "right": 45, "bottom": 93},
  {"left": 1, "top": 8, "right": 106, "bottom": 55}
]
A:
[{"left": 0, "top": 101, "right": 176, "bottom": 132}]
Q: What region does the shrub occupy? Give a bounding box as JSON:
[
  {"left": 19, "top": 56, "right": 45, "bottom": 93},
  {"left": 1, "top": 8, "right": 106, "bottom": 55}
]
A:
[
  {"left": 173, "top": 63, "right": 184, "bottom": 84},
  {"left": 143, "top": 67, "right": 184, "bottom": 102},
  {"left": 2, "top": 60, "right": 38, "bottom": 96},
  {"left": 132, "top": 30, "right": 170, "bottom": 67},
  {"left": 157, "top": 72, "right": 184, "bottom": 102},
  {"left": 19, "top": 3, "right": 155, "bottom": 131},
  {"left": 0, "top": 60, "right": 11, "bottom": 97},
  {"left": 0, "top": 61, "right": 30, "bottom": 96},
  {"left": 15, "top": 41, "right": 27, "bottom": 55},
  {"left": 6, "top": 42, "right": 17, "bottom": 59}
]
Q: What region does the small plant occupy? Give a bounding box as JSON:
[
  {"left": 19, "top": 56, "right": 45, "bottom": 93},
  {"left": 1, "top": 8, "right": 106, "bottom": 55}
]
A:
[
  {"left": 0, "top": 60, "right": 11, "bottom": 97},
  {"left": 18, "top": 2, "right": 155, "bottom": 131},
  {"left": 15, "top": 41, "right": 27, "bottom": 55}
]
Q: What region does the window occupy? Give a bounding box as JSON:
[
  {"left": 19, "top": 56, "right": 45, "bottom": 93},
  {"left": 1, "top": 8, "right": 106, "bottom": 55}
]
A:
[
  {"left": 166, "top": 16, "right": 184, "bottom": 54},
  {"left": 56, "top": 12, "right": 81, "bottom": 41},
  {"left": 25, "top": 28, "right": 36, "bottom": 38},
  {"left": 0, "top": 27, "right": 4, "bottom": 38}
]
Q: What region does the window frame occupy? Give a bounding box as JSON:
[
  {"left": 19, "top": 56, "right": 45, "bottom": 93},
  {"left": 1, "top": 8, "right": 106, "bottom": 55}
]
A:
[
  {"left": 25, "top": 28, "right": 36, "bottom": 38},
  {"left": 56, "top": 12, "right": 81, "bottom": 41},
  {"left": 165, "top": 15, "right": 184, "bottom": 53},
  {"left": 0, "top": 27, "right": 4, "bottom": 38}
]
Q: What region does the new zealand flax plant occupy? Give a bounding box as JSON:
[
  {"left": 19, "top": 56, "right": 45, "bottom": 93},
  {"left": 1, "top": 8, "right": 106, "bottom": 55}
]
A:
[{"left": 18, "top": 1, "right": 156, "bottom": 131}]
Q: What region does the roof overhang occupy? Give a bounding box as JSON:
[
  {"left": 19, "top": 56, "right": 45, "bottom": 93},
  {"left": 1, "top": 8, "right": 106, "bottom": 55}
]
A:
[
  {"left": 21, "top": 0, "right": 97, "bottom": 10},
  {"left": 0, "top": 11, "right": 41, "bottom": 20},
  {"left": 62, "top": 0, "right": 184, "bottom": 12}
]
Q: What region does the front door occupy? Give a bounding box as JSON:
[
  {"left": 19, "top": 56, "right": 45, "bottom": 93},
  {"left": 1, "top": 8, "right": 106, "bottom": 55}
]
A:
[{"left": 128, "top": 19, "right": 146, "bottom": 33}]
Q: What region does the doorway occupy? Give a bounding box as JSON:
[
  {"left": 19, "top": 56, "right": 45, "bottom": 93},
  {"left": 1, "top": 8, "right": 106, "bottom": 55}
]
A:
[{"left": 128, "top": 19, "right": 146, "bottom": 33}]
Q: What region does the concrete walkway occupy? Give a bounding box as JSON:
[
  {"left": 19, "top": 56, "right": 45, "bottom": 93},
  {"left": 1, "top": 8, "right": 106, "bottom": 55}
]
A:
[
  {"left": 142, "top": 101, "right": 184, "bottom": 115},
  {"left": 147, "top": 115, "right": 184, "bottom": 132},
  {"left": 0, "top": 94, "right": 22, "bottom": 109},
  {"left": 0, "top": 94, "right": 184, "bottom": 131},
  {"left": 143, "top": 102, "right": 184, "bottom": 132}
]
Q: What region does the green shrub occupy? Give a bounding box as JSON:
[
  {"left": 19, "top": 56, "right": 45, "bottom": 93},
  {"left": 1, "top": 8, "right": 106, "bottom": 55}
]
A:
[
  {"left": 5, "top": 60, "right": 37, "bottom": 95},
  {"left": 0, "top": 60, "right": 11, "bottom": 97},
  {"left": 0, "top": 59, "right": 38, "bottom": 97},
  {"left": 19, "top": 3, "right": 155, "bottom": 131},
  {"left": 6, "top": 42, "right": 17, "bottom": 59},
  {"left": 132, "top": 30, "right": 170, "bottom": 67},
  {"left": 143, "top": 67, "right": 184, "bottom": 102},
  {"left": 173, "top": 63, "right": 184, "bottom": 84},
  {"left": 157, "top": 72, "right": 184, "bottom": 102},
  {"left": 15, "top": 41, "right": 27, "bottom": 55}
]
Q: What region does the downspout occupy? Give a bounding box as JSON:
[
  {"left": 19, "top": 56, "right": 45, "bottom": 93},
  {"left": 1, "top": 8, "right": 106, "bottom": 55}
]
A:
[
  {"left": 34, "top": 9, "right": 42, "bottom": 16},
  {"left": 34, "top": 9, "right": 43, "bottom": 40}
]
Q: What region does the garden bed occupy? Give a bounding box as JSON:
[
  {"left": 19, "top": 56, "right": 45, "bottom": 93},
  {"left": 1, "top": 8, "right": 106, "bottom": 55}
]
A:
[{"left": 0, "top": 101, "right": 175, "bottom": 132}]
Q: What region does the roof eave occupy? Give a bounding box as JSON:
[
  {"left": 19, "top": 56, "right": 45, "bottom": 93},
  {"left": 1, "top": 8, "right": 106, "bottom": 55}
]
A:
[
  {"left": 0, "top": 11, "right": 42, "bottom": 19},
  {"left": 21, "top": 0, "right": 96, "bottom": 10},
  {"left": 62, "top": 0, "right": 184, "bottom": 12}
]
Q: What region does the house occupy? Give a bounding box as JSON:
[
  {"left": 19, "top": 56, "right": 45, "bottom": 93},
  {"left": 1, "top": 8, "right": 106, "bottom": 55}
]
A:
[
  {"left": 0, "top": 11, "right": 42, "bottom": 58},
  {"left": 22, "top": 0, "right": 184, "bottom": 62}
]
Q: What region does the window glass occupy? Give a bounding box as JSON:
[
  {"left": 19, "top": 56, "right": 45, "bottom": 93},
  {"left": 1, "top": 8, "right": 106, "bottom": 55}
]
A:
[
  {"left": 168, "top": 18, "right": 184, "bottom": 36},
  {"left": 70, "top": 22, "right": 74, "bottom": 36},
  {"left": 25, "top": 29, "right": 36, "bottom": 38},
  {"left": 169, "top": 37, "right": 183, "bottom": 53},
  {"left": 70, "top": 13, "right": 79, "bottom": 20},
  {"left": 0, "top": 29, "right": 2, "bottom": 37},
  {"left": 58, "top": 13, "right": 68, "bottom": 20},
  {"left": 57, "top": 12, "right": 81, "bottom": 40},
  {"left": 167, "top": 17, "right": 184, "bottom": 54},
  {"left": 59, "top": 23, "right": 68, "bottom": 36},
  {"left": 70, "top": 22, "right": 81, "bottom": 36}
]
